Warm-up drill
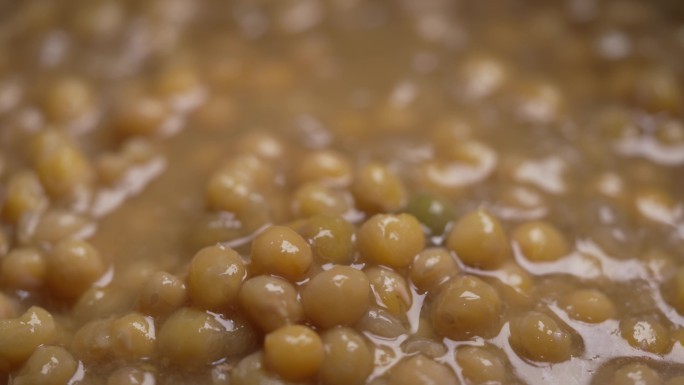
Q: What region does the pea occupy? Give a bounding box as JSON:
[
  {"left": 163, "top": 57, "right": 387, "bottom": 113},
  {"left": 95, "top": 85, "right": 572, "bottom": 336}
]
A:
[
  {"left": 137, "top": 271, "right": 187, "bottom": 317},
  {"left": 319, "top": 328, "right": 373, "bottom": 385},
  {"left": 387, "top": 355, "right": 459, "bottom": 385},
  {"left": 110, "top": 312, "right": 156, "bottom": 360},
  {"left": 612, "top": 363, "right": 662, "bottom": 385},
  {"left": 187, "top": 245, "right": 246, "bottom": 310},
  {"left": 0, "top": 306, "right": 57, "bottom": 366},
  {"left": 509, "top": 311, "right": 576, "bottom": 363},
  {"left": 352, "top": 162, "right": 407, "bottom": 214},
  {"left": 107, "top": 366, "right": 157, "bottom": 385},
  {"left": 365, "top": 267, "right": 412, "bottom": 317},
  {"left": 264, "top": 325, "right": 324, "bottom": 381},
  {"left": 561, "top": 289, "right": 616, "bottom": 323},
  {"left": 301, "top": 266, "right": 371, "bottom": 328},
  {"left": 404, "top": 193, "right": 455, "bottom": 235},
  {"left": 46, "top": 239, "right": 106, "bottom": 299},
  {"left": 512, "top": 220, "right": 570, "bottom": 262},
  {"left": 231, "top": 352, "right": 303, "bottom": 385},
  {"left": 12, "top": 346, "right": 78, "bottom": 385},
  {"left": 410, "top": 247, "right": 460, "bottom": 294},
  {"left": 2, "top": 170, "right": 48, "bottom": 224},
  {"left": 456, "top": 345, "right": 508, "bottom": 384},
  {"left": 297, "top": 214, "right": 356, "bottom": 265},
  {"left": 620, "top": 316, "right": 672, "bottom": 354},
  {"left": 157, "top": 308, "right": 229, "bottom": 369},
  {"left": 446, "top": 208, "right": 510, "bottom": 270},
  {"left": 251, "top": 225, "right": 313, "bottom": 281},
  {"left": 238, "top": 275, "right": 304, "bottom": 332},
  {"left": 0, "top": 247, "right": 46, "bottom": 291},
  {"left": 293, "top": 182, "right": 350, "bottom": 218},
  {"left": 431, "top": 275, "right": 502, "bottom": 340},
  {"left": 357, "top": 213, "right": 425, "bottom": 268}
]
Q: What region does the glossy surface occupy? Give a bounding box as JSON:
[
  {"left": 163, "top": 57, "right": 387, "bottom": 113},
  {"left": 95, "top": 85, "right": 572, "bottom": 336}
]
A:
[{"left": 0, "top": 0, "right": 683, "bottom": 384}]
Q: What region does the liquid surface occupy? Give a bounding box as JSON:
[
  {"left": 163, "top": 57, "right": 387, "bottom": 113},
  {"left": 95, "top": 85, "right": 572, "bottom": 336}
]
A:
[{"left": 0, "top": 0, "right": 684, "bottom": 384}]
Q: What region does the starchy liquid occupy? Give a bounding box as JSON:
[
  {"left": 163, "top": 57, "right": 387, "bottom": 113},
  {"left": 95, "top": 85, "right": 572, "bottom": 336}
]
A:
[{"left": 0, "top": 0, "right": 684, "bottom": 384}]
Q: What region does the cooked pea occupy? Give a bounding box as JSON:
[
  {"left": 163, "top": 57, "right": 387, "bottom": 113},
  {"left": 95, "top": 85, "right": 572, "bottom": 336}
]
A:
[
  {"left": 460, "top": 54, "right": 507, "bottom": 99},
  {"left": 355, "top": 307, "right": 407, "bottom": 338},
  {"left": 222, "top": 314, "right": 258, "bottom": 358},
  {"left": 154, "top": 64, "right": 202, "bottom": 99},
  {"left": 620, "top": 316, "right": 672, "bottom": 354},
  {"left": 0, "top": 306, "right": 57, "bottom": 366},
  {"left": 357, "top": 213, "right": 425, "bottom": 268},
  {"left": 431, "top": 275, "right": 502, "bottom": 340},
  {"left": 264, "top": 325, "right": 324, "bottom": 381},
  {"left": 419, "top": 141, "right": 497, "bottom": 194},
  {"left": 205, "top": 166, "right": 270, "bottom": 225},
  {"left": 612, "top": 363, "right": 662, "bottom": 385},
  {"left": 515, "top": 80, "right": 564, "bottom": 123},
  {"left": 365, "top": 267, "right": 412, "bottom": 317},
  {"left": 137, "top": 271, "right": 187, "bottom": 316},
  {"left": 31, "top": 209, "right": 92, "bottom": 245},
  {"left": 296, "top": 150, "right": 353, "bottom": 187},
  {"left": 251, "top": 225, "right": 313, "bottom": 281},
  {"left": 220, "top": 154, "right": 275, "bottom": 189},
  {"left": 410, "top": 247, "right": 460, "bottom": 294},
  {"left": 352, "top": 162, "right": 407, "bottom": 213},
  {"left": 509, "top": 311, "right": 575, "bottom": 362},
  {"left": 237, "top": 131, "right": 286, "bottom": 162},
  {"left": 157, "top": 307, "right": 228, "bottom": 368},
  {"left": 446, "top": 209, "right": 510, "bottom": 269},
  {"left": 13, "top": 346, "right": 78, "bottom": 385},
  {"left": 387, "top": 355, "right": 459, "bottom": 385},
  {"left": 320, "top": 328, "right": 373, "bottom": 385},
  {"left": 42, "top": 76, "right": 93, "bottom": 123},
  {"left": 293, "top": 182, "right": 350, "bottom": 217},
  {"left": 512, "top": 221, "right": 570, "bottom": 262},
  {"left": 72, "top": 286, "right": 134, "bottom": 324},
  {"left": 3, "top": 170, "right": 48, "bottom": 224},
  {"left": 231, "top": 352, "right": 303, "bottom": 385},
  {"left": 297, "top": 214, "right": 355, "bottom": 265},
  {"left": 187, "top": 245, "right": 245, "bottom": 310},
  {"left": 456, "top": 345, "right": 507, "bottom": 384},
  {"left": 404, "top": 193, "right": 455, "bottom": 234},
  {"left": 46, "top": 239, "right": 106, "bottom": 299},
  {"left": 71, "top": 318, "right": 114, "bottom": 362},
  {"left": 561, "top": 289, "right": 616, "bottom": 323},
  {"left": 107, "top": 366, "right": 156, "bottom": 385},
  {"left": 114, "top": 93, "right": 169, "bottom": 136},
  {"left": 31, "top": 129, "right": 94, "bottom": 197},
  {"left": 400, "top": 337, "right": 447, "bottom": 358},
  {"left": 301, "top": 266, "right": 371, "bottom": 328},
  {"left": 110, "top": 312, "right": 156, "bottom": 360},
  {"left": 0, "top": 247, "right": 46, "bottom": 290},
  {"left": 238, "top": 275, "right": 303, "bottom": 332},
  {"left": 490, "top": 261, "right": 535, "bottom": 307}
]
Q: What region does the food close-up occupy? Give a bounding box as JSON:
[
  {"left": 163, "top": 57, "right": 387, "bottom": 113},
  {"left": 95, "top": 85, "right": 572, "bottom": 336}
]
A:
[{"left": 0, "top": 0, "right": 683, "bottom": 384}]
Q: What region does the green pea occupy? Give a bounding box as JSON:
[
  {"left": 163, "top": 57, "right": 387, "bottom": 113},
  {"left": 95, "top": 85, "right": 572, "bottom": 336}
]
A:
[{"left": 405, "top": 193, "right": 455, "bottom": 235}]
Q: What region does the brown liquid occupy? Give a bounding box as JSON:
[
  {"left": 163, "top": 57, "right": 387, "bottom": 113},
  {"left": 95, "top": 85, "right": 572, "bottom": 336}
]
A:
[{"left": 1, "top": 0, "right": 684, "bottom": 384}]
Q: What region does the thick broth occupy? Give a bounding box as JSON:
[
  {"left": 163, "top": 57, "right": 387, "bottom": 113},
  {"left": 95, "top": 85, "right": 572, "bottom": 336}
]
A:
[{"left": 0, "top": 0, "right": 684, "bottom": 384}]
